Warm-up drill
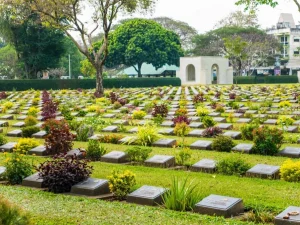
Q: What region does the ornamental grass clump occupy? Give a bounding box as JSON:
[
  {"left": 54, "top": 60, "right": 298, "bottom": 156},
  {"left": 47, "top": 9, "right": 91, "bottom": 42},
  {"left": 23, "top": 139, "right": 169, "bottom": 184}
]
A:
[
  {"left": 37, "top": 154, "right": 93, "bottom": 193},
  {"left": 108, "top": 170, "right": 136, "bottom": 200},
  {"left": 163, "top": 177, "right": 201, "bottom": 211},
  {"left": 137, "top": 124, "right": 160, "bottom": 146}
]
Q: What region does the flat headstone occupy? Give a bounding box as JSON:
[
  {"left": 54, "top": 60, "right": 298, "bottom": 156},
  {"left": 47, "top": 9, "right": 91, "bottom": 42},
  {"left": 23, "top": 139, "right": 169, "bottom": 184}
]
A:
[
  {"left": 190, "top": 140, "right": 212, "bottom": 150},
  {"left": 12, "top": 122, "right": 25, "bottom": 127},
  {"left": 17, "top": 115, "right": 27, "bottom": 120},
  {"left": 7, "top": 129, "right": 22, "bottom": 137},
  {"left": 233, "top": 113, "right": 243, "bottom": 118},
  {"left": 0, "top": 166, "right": 6, "bottom": 179},
  {"left": 191, "top": 159, "right": 216, "bottom": 173},
  {"left": 280, "top": 147, "right": 300, "bottom": 158},
  {"left": 232, "top": 143, "right": 253, "bottom": 154},
  {"left": 145, "top": 155, "right": 175, "bottom": 168},
  {"left": 32, "top": 131, "right": 47, "bottom": 139},
  {"left": 158, "top": 129, "right": 174, "bottom": 135},
  {"left": 118, "top": 136, "right": 138, "bottom": 144},
  {"left": 0, "top": 142, "right": 17, "bottom": 152},
  {"left": 213, "top": 117, "right": 226, "bottom": 123},
  {"left": 245, "top": 110, "right": 257, "bottom": 114},
  {"left": 209, "top": 112, "right": 221, "bottom": 117},
  {"left": 275, "top": 206, "right": 300, "bottom": 225},
  {"left": 236, "top": 118, "right": 251, "bottom": 123},
  {"left": 216, "top": 123, "right": 233, "bottom": 130},
  {"left": 188, "top": 129, "right": 205, "bottom": 137},
  {"left": 101, "top": 151, "right": 128, "bottom": 163},
  {"left": 85, "top": 112, "right": 97, "bottom": 117},
  {"left": 128, "top": 127, "right": 138, "bottom": 133},
  {"left": 161, "top": 121, "right": 174, "bottom": 127},
  {"left": 88, "top": 134, "right": 102, "bottom": 140},
  {"left": 264, "top": 119, "right": 277, "bottom": 125},
  {"left": 22, "top": 173, "right": 45, "bottom": 188},
  {"left": 1, "top": 115, "right": 13, "bottom": 120},
  {"left": 223, "top": 131, "right": 241, "bottom": 139},
  {"left": 103, "top": 114, "right": 115, "bottom": 118},
  {"left": 246, "top": 164, "right": 280, "bottom": 179},
  {"left": 127, "top": 185, "right": 167, "bottom": 206},
  {"left": 287, "top": 126, "right": 298, "bottom": 133},
  {"left": 66, "top": 149, "right": 86, "bottom": 159},
  {"left": 28, "top": 145, "right": 47, "bottom": 156},
  {"left": 190, "top": 116, "right": 200, "bottom": 122},
  {"left": 71, "top": 178, "right": 110, "bottom": 196},
  {"left": 189, "top": 122, "right": 203, "bottom": 128},
  {"left": 113, "top": 120, "right": 129, "bottom": 125},
  {"left": 194, "top": 194, "right": 244, "bottom": 218},
  {"left": 102, "top": 126, "right": 118, "bottom": 133},
  {"left": 152, "top": 139, "right": 177, "bottom": 148},
  {"left": 0, "top": 121, "right": 9, "bottom": 127}
]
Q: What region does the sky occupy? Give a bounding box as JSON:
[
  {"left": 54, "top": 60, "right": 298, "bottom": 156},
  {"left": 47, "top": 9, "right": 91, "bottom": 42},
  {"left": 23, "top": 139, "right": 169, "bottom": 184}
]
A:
[{"left": 121, "top": 0, "right": 300, "bottom": 33}]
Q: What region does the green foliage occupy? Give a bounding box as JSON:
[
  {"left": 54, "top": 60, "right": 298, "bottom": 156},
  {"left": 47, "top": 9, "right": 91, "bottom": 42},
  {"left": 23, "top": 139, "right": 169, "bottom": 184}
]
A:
[
  {"left": 27, "top": 107, "right": 39, "bottom": 117},
  {"left": 24, "top": 116, "right": 38, "bottom": 127},
  {"left": 98, "top": 134, "right": 124, "bottom": 144},
  {"left": 212, "top": 135, "right": 235, "bottom": 152},
  {"left": 15, "top": 138, "right": 39, "bottom": 153},
  {"left": 196, "top": 107, "right": 209, "bottom": 117},
  {"left": 0, "top": 78, "right": 181, "bottom": 91},
  {"left": 176, "top": 148, "right": 192, "bottom": 166},
  {"left": 76, "top": 125, "right": 93, "bottom": 142},
  {"left": 234, "top": 76, "right": 298, "bottom": 84},
  {"left": 0, "top": 196, "right": 31, "bottom": 225},
  {"left": 280, "top": 159, "right": 300, "bottom": 182},
  {"left": 21, "top": 126, "right": 40, "bottom": 138},
  {"left": 163, "top": 177, "right": 201, "bottom": 211},
  {"left": 86, "top": 140, "right": 107, "bottom": 161},
  {"left": 80, "top": 59, "right": 96, "bottom": 78},
  {"left": 216, "top": 154, "right": 251, "bottom": 176},
  {"left": 4, "top": 152, "right": 33, "bottom": 185},
  {"left": 174, "top": 122, "right": 190, "bottom": 137},
  {"left": 252, "top": 126, "right": 284, "bottom": 156},
  {"left": 108, "top": 170, "right": 136, "bottom": 200},
  {"left": 201, "top": 116, "right": 216, "bottom": 128},
  {"left": 125, "top": 146, "right": 152, "bottom": 163},
  {"left": 240, "top": 123, "right": 259, "bottom": 140},
  {"left": 132, "top": 110, "right": 147, "bottom": 120},
  {"left": 106, "top": 19, "right": 184, "bottom": 77},
  {"left": 0, "top": 134, "right": 8, "bottom": 145},
  {"left": 137, "top": 124, "right": 160, "bottom": 146}
]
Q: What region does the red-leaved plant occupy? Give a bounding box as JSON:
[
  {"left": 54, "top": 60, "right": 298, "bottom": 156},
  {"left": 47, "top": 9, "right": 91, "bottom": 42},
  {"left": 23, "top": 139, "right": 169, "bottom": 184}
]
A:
[
  {"left": 43, "top": 119, "right": 74, "bottom": 155},
  {"left": 202, "top": 126, "right": 223, "bottom": 138},
  {"left": 172, "top": 115, "right": 191, "bottom": 125},
  {"left": 152, "top": 104, "right": 168, "bottom": 118},
  {"left": 42, "top": 100, "right": 58, "bottom": 121},
  {"left": 37, "top": 154, "right": 93, "bottom": 193}
]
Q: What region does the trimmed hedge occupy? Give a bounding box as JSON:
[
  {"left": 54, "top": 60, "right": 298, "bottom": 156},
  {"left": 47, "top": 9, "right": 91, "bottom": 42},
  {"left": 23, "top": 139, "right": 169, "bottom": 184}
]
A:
[
  {"left": 234, "top": 76, "right": 298, "bottom": 84},
  {"left": 0, "top": 78, "right": 181, "bottom": 91}
]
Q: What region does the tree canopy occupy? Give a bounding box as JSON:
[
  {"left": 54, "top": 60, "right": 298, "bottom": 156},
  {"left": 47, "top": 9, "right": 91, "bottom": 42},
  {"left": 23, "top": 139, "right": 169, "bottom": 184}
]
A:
[{"left": 105, "top": 19, "right": 184, "bottom": 77}]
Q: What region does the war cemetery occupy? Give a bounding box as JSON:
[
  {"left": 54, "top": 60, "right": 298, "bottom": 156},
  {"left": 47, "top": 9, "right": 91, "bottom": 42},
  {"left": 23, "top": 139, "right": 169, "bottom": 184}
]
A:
[{"left": 2, "top": 0, "right": 300, "bottom": 225}]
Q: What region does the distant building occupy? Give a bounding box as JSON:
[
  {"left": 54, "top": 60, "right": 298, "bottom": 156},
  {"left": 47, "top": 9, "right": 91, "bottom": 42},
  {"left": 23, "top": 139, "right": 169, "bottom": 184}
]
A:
[
  {"left": 117, "top": 63, "right": 178, "bottom": 77},
  {"left": 267, "top": 13, "right": 300, "bottom": 73}
]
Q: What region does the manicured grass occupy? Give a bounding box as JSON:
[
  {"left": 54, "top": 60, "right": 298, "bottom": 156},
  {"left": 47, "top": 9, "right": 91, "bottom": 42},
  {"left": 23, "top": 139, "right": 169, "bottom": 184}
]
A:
[{"left": 0, "top": 185, "right": 258, "bottom": 225}]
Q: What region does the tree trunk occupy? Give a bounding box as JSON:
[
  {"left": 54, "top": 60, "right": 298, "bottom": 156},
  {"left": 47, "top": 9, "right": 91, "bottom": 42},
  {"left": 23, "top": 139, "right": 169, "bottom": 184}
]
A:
[
  {"left": 137, "top": 63, "right": 142, "bottom": 78},
  {"left": 96, "top": 67, "right": 104, "bottom": 96}
]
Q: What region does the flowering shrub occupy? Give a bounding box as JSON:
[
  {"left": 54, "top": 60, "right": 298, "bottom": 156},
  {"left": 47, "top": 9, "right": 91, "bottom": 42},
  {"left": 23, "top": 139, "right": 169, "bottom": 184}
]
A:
[
  {"left": 117, "top": 98, "right": 127, "bottom": 106},
  {"left": 277, "top": 116, "right": 295, "bottom": 127},
  {"left": 132, "top": 110, "right": 147, "bottom": 120},
  {"left": 280, "top": 159, "right": 300, "bottom": 182},
  {"left": 44, "top": 119, "right": 74, "bottom": 155},
  {"left": 216, "top": 154, "right": 251, "bottom": 176},
  {"left": 176, "top": 148, "right": 192, "bottom": 166},
  {"left": 4, "top": 152, "right": 33, "bottom": 184},
  {"left": 172, "top": 115, "right": 191, "bottom": 125},
  {"left": 202, "top": 126, "right": 223, "bottom": 138},
  {"left": 108, "top": 170, "right": 136, "bottom": 200},
  {"left": 15, "top": 138, "right": 39, "bottom": 153},
  {"left": 152, "top": 104, "right": 168, "bottom": 118},
  {"left": 252, "top": 126, "right": 284, "bottom": 156},
  {"left": 240, "top": 123, "right": 259, "bottom": 141},
  {"left": 215, "top": 105, "right": 225, "bottom": 113},
  {"left": 37, "top": 154, "right": 93, "bottom": 193},
  {"left": 87, "top": 105, "right": 100, "bottom": 112},
  {"left": 3, "top": 101, "right": 13, "bottom": 109},
  {"left": 32, "top": 97, "right": 40, "bottom": 106},
  {"left": 174, "top": 122, "right": 191, "bottom": 137}
]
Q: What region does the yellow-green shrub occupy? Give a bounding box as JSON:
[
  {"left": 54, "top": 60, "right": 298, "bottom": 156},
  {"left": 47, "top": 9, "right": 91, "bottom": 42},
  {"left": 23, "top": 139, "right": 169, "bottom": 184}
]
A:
[
  {"left": 132, "top": 110, "right": 146, "bottom": 120},
  {"left": 15, "top": 138, "right": 39, "bottom": 153},
  {"left": 3, "top": 101, "right": 13, "bottom": 109},
  {"left": 87, "top": 105, "right": 100, "bottom": 112},
  {"left": 279, "top": 101, "right": 291, "bottom": 108},
  {"left": 196, "top": 107, "right": 209, "bottom": 117},
  {"left": 107, "top": 170, "right": 136, "bottom": 200},
  {"left": 27, "top": 107, "right": 40, "bottom": 117},
  {"left": 32, "top": 97, "right": 40, "bottom": 106},
  {"left": 24, "top": 116, "right": 38, "bottom": 127},
  {"left": 280, "top": 159, "right": 300, "bottom": 182},
  {"left": 277, "top": 116, "right": 295, "bottom": 126}
]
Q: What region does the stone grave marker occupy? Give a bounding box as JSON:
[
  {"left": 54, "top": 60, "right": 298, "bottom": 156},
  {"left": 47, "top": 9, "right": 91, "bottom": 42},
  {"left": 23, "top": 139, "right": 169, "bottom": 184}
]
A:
[
  {"left": 103, "top": 114, "right": 115, "bottom": 118},
  {"left": 127, "top": 185, "right": 167, "bottom": 206},
  {"left": 128, "top": 127, "right": 138, "bottom": 133},
  {"left": 28, "top": 145, "right": 47, "bottom": 156},
  {"left": 188, "top": 129, "right": 205, "bottom": 137},
  {"left": 102, "top": 126, "right": 118, "bottom": 133},
  {"left": 118, "top": 136, "right": 138, "bottom": 145},
  {"left": 189, "top": 122, "right": 204, "bottom": 128},
  {"left": 194, "top": 194, "right": 244, "bottom": 218},
  {"left": 101, "top": 151, "right": 128, "bottom": 163},
  {"left": 7, "top": 129, "right": 22, "bottom": 137},
  {"left": 144, "top": 155, "right": 175, "bottom": 168},
  {"left": 264, "top": 119, "right": 277, "bottom": 125},
  {"left": 216, "top": 123, "right": 233, "bottom": 130},
  {"left": 32, "top": 131, "right": 47, "bottom": 139},
  {"left": 0, "top": 142, "right": 17, "bottom": 152},
  {"left": 280, "top": 147, "right": 300, "bottom": 158},
  {"left": 213, "top": 117, "right": 226, "bottom": 123},
  {"left": 71, "top": 178, "right": 110, "bottom": 196},
  {"left": 191, "top": 159, "right": 216, "bottom": 173},
  {"left": 0, "top": 121, "right": 9, "bottom": 127},
  {"left": 161, "top": 121, "right": 175, "bottom": 127},
  {"left": 190, "top": 140, "right": 212, "bottom": 150},
  {"left": 22, "top": 173, "right": 45, "bottom": 188},
  {"left": 232, "top": 143, "right": 253, "bottom": 154},
  {"left": 158, "top": 129, "right": 174, "bottom": 135},
  {"left": 66, "top": 149, "right": 86, "bottom": 159},
  {"left": 0, "top": 166, "right": 6, "bottom": 180},
  {"left": 12, "top": 122, "right": 25, "bottom": 127},
  {"left": 275, "top": 206, "right": 300, "bottom": 225},
  {"left": 113, "top": 120, "right": 129, "bottom": 125},
  {"left": 236, "top": 118, "right": 252, "bottom": 123},
  {"left": 223, "top": 131, "right": 241, "bottom": 139},
  {"left": 246, "top": 164, "right": 280, "bottom": 179},
  {"left": 17, "top": 115, "right": 27, "bottom": 120},
  {"left": 152, "top": 139, "right": 177, "bottom": 148},
  {"left": 1, "top": 115, "right": 13, "bottom": 120}
]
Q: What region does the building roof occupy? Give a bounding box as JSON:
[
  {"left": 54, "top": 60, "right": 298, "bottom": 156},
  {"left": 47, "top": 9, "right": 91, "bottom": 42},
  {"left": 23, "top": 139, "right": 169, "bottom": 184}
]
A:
[
  {"left": 278, "top": 13, "right": 296, "bottom": 28},
  {"left": 118, "top": 63, "right": 179, "bottom": 76}
]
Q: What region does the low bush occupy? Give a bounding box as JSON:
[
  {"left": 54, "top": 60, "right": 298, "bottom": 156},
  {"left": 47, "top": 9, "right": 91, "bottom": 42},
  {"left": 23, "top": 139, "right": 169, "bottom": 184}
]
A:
[
  {"left": 98, "top": 134, "right": 124, "bottom": 144},
  {"left": 152, "top": 104, "right": 168, "bottom": 118},
  {"left": 86, "top": 140, "right": 107, "bottom": 161},
  {"left": 137, "top": 124, "right": 160, "bottom": 146},
  {"left": 280, "top": 159, "right": 300, "bottom": 182},
  {"left": 202, "top": 126, "right": 223, "bottom": 138},
  {"left": 0, "top": 134, "right": 7, "bottom": 145},
  {"left": 163, "top": 177, "right": 201, "bottom": 211},
  {"left": 15, "top": 138, "right": 39, "bottom": 153},
  {"left": 175, "top": 108, "right": 188, "bottom": 116},
  {"left": 37, "top": 155, "right": 93, "bottom": 193},
  {"left": 212, "top": 135, "right": 235, "bottom": 152},
  {"left": 22, "top": 126, "right": 40, "bottom": 138},
  {"left": 201, "top": 116, "right": 216, "bottom": 128},
  {"left": 176, "top": 148, "right": 192, "bottom": 166},
  {"left": 216, "top": 154, "right": 251, "bottom": 176},
  {"left": 196, "top": 107, "right": 209, "bottom": 117},
  {"left": 172, "top": 115, "right": 191, "bottom": 125},
  {"left": 252, "top": 126, "right": 284, "bottom": 156},
  {"left": 24, "top": 116, "right": 38, "bottom": 127},
  {"left": 27, "top": 107, "right": 40, "bottom": 117},
  {"left": 132, "top": 110, "right": 147, "bottom": 120},
  {"left": 0, "top": 196, "right": 31, "bottom": 225},
  {"left": 4, "top": 152, "right": 33, "bottom": 185},
  {"left": 107, "top": 170, "right": 136, "bottom": 200},
  {"left": 41, "top": 100, "right": 58, "bottom": 121},
  {"left": 240, "top": 123, "right": 259, "bottom": 141},
  {"left": 125, "top": 146, "right": 152, "bottom": 163},
  {"left": 76, "top": 125, "right": 93, "bottom": 142}
]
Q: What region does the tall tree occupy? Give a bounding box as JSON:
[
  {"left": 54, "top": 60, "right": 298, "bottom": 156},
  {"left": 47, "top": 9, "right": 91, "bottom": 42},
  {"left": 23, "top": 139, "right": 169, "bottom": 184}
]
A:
[
  {"left": 1, "top": 0, "right": 156, "bottom": 95},
  {"left": 214, "top": 10, "right": 259, "bottom": 28},
  {"left": 105, "top": 19, "right": 184, "bottom": 77}
]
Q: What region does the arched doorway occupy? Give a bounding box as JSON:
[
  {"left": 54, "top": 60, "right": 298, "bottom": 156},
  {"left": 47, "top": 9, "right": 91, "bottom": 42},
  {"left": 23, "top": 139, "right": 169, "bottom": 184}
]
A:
[
  {"left": 186, "top": 64, "right": 195, "bottom": 82},
  {"left": 211, "top": 64, "right": 219, "bottom": 84}
]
